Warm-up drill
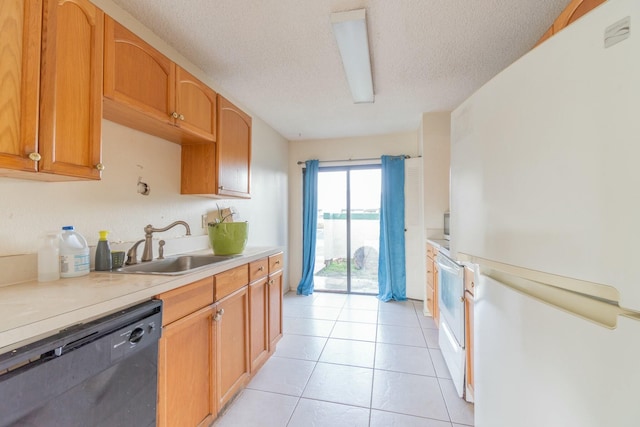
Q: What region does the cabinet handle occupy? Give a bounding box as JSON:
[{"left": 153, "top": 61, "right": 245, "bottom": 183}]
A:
[
  {"left": 28, "top": 152, "right": 41, "bottom": 162},
  {"left": 179, "top": 114, "right": 185, "bottom": 121},
  {"left": 170, "top": 111, "right": 179, "bottom": 119},
  {"left": 269, "top": 279, "right": 274, "bottom": 285},
  {"left": 95, "top": 163, "right": 105, "bottom": 171},
  {"left": 258, "top": 266, "right": 264, "bottom": 271},
  {"left": 214, "top": 308, "right": 225, "bottom": 321},
  {"left": 218, "top": 186, "right": 224, "bottom": 190}
]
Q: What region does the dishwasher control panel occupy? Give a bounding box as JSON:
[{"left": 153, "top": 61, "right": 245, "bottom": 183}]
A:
[{"left": 110, "top": 312, "right": 161, "bottom": 363}]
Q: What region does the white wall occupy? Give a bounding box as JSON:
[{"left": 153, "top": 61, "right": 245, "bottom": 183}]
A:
[
  {"left": 421, "top": 112, "right": 451, "bottom": 238},
  {"left": 0, "top": 116, "right": 288, "bottom": 277},
  {"left": 0, "top": 0, "right": 289, "bottom": 285},
  {"left": 287, "top": 131, "right": 419, "bottom": 291}
]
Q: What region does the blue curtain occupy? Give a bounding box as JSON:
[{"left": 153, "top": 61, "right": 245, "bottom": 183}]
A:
[
  {"left": 296, "top": 160, "right": 319, "bottom": 295},
  {"left": 378, "top": 155, "right": 407, "bottom": 302}
]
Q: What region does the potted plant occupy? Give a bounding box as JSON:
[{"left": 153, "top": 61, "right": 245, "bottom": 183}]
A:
[{"left": 207, "top": 206, "right": 248, "bottom": 255}]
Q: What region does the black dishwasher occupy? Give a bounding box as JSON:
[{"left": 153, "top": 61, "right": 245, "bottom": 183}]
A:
[{"left": 0, "top": 299, "right": 162, "bottom": 427}]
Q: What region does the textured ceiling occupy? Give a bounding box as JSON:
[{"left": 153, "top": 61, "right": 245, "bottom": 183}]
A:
[{"left": 109, "top": 0, "right": 570, "bottom": 141}]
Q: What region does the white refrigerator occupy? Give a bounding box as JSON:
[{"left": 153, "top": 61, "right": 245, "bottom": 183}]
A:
[{"left": 450, "top": 0, "right": 640, "bottom": 425}]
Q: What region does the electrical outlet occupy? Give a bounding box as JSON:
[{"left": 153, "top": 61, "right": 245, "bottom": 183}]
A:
[{"left": 201, "top": 214, "right": 207, "bottom": 229}]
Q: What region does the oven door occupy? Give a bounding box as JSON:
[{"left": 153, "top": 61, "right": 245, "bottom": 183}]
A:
[{"left": 436, "top": 253, "right": 465, "bottom": 346}]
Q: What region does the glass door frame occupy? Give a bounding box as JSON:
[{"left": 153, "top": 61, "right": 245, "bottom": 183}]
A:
[{"left": 313, "top": 163, "right": 380, "bottom": 295}]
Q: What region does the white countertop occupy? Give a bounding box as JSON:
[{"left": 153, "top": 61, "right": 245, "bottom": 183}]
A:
[
  {"left": 0, "top": 247, "right": 282, "bottom": 355},
  {"left": 427, "top": 238, "right": 450, "bottom": 255}
]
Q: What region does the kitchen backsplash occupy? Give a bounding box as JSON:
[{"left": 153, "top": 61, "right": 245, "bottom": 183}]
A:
[{"left": 0, "top": 117, "right": 289, "bottom": 275}]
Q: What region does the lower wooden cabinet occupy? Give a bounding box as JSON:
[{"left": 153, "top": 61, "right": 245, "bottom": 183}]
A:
[
  {"left": 464, "top": 266, "right": 475, "bottom": 402},
  {"left": 426, "top": 243, "right": 439, "bottom": 327},
  {"left": 214, "top": 286, "right": 250, "bottom": 409},
  {"left": 158, "top": 306, "right": 215, "bottom": 427},
  {"left": 156, "top": 254, "right": 283, "bottom": 425},
  {"left": 267, "top": 269, "right": 283, "bottom": 349},
  {"left": 249, "top": 276, "right": 269, "bottom": 372},
  {"left": 157, "top": 277, "right": 216, "bottom": 427}
]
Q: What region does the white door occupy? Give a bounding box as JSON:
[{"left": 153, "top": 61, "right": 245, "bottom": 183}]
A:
[{"left": 404, "top": 158, "right": 425, "bottom": 300}]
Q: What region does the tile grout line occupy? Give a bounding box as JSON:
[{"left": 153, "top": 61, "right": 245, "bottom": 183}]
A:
[{"left": 283, "top": 297, "right": 336, "bottom": 427}]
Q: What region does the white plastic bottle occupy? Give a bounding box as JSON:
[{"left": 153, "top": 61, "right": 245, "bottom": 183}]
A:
[
  {"left": 38, "top": 232, "right": 60, "bottom": 282},
  {"left": 59, "top": 226, "right": 90, "bottom": 278}
]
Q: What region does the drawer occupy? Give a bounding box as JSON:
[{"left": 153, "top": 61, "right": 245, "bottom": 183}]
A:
[
  {"left": 249, "top": 258, "right": 268, "bottom": 282},
  {"left": 157, "top": 277, "right": 214, "bottom": 326},
  {"left": 268, "top": 252, "right": 283, "bottom": 273},
  {"left": 215, "top": 264, "right": 249, "bottom": 301}
]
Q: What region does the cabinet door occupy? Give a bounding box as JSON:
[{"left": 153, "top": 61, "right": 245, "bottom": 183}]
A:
[
  {"left": 176, "top": 66, "right": 216, "bottom": 142},
  {"left": 158, "top": 306, "right": 216, "bottom": 427},
  {"left": 464, "top": 289, "right": 474, "bottom": 400},
  {"left": 426, "top": 254, "right": 435, "bottom": 317},
  {"left": 104, "top": 17, "right": 175, "bottom": 126},
  {"left": 249, "top": 277, "right": 269, "bottom": 372},
  {"left": 217, "top": 95, "right": 251, "bottom": 198},
  {"left": 214, "top": 286, "right": 250, "bottom": 409},
  {"left": 267, "top": 270, "right": 283, "bottom": 349},
  {"left": 38, "top": 0, "right": 103, "bottom": 179},
  {"left": 0, "top": 0, "right": 41, "bottom": 174},
  {"left": 433, "top": 262, "right": 440, "bottom": 327},
  {"left": 181, "top": 142, "right": 217, "bottom": 194}
]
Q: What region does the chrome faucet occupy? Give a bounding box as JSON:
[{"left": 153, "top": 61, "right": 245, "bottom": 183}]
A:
[
  {"left": 141, "top": 221, "right": 191, "bottom": 262},
  {"left": 125, "top": 239, "right": 145, "bottom": 265}
]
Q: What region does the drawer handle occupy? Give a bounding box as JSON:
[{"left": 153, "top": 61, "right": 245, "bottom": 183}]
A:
[
  {"left": 275, "top": 260, "right": 280, "bottom": 265},
  {"left": 214, "top": 308, "right": 225, "bottom": 321},
  {"left": 258, "top": 266, "right": 264, "bottom": 271}
]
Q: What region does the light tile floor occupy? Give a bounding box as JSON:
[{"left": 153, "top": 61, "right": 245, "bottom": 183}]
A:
[{"left": 213, "top": 292, "right": 474, "bottom": 427}]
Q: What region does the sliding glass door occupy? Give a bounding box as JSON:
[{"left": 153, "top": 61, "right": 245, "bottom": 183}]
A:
[{"left": 313, "top": 165, "right": 381, "bottom": 294}]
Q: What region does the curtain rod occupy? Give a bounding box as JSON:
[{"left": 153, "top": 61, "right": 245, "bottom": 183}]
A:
[{"left": 296, "top": 155, "right": 419, "bottom": 165}]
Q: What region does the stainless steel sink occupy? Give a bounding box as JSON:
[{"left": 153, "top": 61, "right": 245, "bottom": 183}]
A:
[{"left": 113, "top": 254, "right": 236, "bottom": 276}]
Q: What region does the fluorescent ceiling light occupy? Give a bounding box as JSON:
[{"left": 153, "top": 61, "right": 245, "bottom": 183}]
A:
[{"left": 331, "top": 9, "right": 374, "bottom": 104}]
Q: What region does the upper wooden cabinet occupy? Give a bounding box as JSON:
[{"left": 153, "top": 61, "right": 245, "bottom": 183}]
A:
[
  {"left": 0, "top": 0, "right": 104, "bottom": 181},
  {"left": 0, "top": 0, "right": 41, "bottom": 175},
  {"left": 217, "top": 95, "right": 251, "bottom": 198},
  {"left": 534, "top": 0, "right": 606, "bottom": 47},
  {"left": 103, "top": 17, "right": 216, "bottom": 144},
  {"left": 181, "top": 95, "right": 252, "bottom": 198},
  {"left": 176, "top": 67, "right": 217, "bottom": 141}
]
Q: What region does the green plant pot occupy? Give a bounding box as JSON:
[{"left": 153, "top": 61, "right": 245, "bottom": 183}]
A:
[{"left": 208, "top": 222, "right": 248, "bottom": 255}]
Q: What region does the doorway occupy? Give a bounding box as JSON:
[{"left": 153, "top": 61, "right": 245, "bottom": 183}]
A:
[{"left": 313, "top": 165, "right": 381, "bottom": 294}]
